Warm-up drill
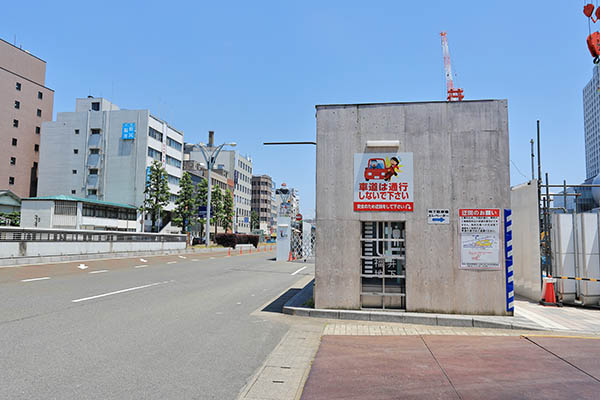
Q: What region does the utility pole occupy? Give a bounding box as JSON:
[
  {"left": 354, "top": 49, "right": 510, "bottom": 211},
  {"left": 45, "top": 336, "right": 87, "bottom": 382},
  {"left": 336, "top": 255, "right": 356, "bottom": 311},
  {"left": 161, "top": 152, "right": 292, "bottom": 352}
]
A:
[
  {"left": 530, "top": 139, "right": 535, "bottom": 181},
  {"left": 195, "top": 131, "right": 236, "bottom": 247}
]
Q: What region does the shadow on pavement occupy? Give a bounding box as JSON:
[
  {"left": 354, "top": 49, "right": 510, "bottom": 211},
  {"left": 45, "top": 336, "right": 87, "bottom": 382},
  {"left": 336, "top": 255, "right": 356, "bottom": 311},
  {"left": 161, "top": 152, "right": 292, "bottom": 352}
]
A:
[{"left": 262, "top": 288, "right": 301, "bottom": 313}]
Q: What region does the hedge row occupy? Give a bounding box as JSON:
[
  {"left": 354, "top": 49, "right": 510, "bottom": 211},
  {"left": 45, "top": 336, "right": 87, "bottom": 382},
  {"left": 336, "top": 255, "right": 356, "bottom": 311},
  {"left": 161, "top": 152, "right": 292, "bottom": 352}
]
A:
[{"left": 215, "top": 233, "right": 259, "bottom": 248}]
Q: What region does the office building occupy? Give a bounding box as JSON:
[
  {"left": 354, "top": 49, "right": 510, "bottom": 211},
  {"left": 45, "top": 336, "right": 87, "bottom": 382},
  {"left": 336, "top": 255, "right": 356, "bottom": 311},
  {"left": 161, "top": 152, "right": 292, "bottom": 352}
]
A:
[
  {"left": 251, "top": 174, "right": 274, "bottom": 233},
  {"left": 185, "top": 144, "right": 252, "bottom": 233},
  {"left": 584, "top": 65, "right": 600, "bottom": 180},
  {"left": 0, "top": 38, "right": 54, "bottom": 198},
  {"left": 38, "top": 97, "right": 184, "bottom": 232}
]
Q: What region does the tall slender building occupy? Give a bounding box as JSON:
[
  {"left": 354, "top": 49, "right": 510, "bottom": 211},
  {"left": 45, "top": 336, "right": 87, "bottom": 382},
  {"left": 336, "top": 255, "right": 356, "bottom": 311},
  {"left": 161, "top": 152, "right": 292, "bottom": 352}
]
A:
[
  {"left": 584, "top": 65, "right": 600, "bottom": 180},
  {"left": 0, "top": 38, "right": 54, "bottom": 198}
]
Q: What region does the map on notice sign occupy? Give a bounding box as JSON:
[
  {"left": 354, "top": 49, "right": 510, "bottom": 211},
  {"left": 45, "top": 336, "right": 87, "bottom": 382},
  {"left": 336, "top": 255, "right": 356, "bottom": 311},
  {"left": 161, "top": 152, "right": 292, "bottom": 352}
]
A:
[
  {"left": 353, "top": 152, "right": 413, "bottom": 212},
  {"left": 459, "top": 209, "right": 501, "bottom": 270}
]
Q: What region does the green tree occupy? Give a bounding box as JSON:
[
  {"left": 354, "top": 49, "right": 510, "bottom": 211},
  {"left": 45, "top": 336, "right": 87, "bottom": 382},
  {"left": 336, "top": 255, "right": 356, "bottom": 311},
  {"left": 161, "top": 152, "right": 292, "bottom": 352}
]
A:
[
  {"left": 251, "top": 210, "right": 259, "bottom": 230},
  {"left": 211, "top": 185, "right": 224, "bottom": 237},
  {"left": 139, "top": 161, "right": 170, "bottom": 232},
  {"left": 195, "top": 178, "right": 208, "bottom": 238},
  {"left": 0, "top": 211, "right": 20, "bottom": 226},
  {"left": 221, "top": 189, "right": 234, "bottom": 232},
  {"left": 173, "top": 172, "right": 197, "bottom": 233}
]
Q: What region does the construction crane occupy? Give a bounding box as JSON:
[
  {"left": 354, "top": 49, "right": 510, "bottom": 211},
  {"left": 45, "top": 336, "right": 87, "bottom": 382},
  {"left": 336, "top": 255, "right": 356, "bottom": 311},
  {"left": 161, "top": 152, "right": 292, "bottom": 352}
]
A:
[
  {"left": 440, "top": 32, "right": 464, "bottom": 101},
  {"left": 583, "top": 3, "right": 600, "bottom": 64}
]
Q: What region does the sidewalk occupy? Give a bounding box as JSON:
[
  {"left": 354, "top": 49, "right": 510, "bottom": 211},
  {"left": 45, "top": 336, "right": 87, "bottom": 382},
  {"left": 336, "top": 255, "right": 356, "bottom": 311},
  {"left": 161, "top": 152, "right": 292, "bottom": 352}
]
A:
[{"left": 239, "top": 278, "right": 600, "bottom": 399}]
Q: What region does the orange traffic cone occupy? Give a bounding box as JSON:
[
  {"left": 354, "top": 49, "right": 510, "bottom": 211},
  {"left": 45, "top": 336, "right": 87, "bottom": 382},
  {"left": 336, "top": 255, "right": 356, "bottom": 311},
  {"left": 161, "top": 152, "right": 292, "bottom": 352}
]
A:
[
  {"left": 228, "top": 248, "right": 231, "bottom": 257},
  {"left": 540, "top": 276, "right": 561, "bottom": 307},
  {"left": 240, "top": 247, "right": 242, "bottom": 255},
  {"left": 288, "top": 251, "right": 293, "bottom": 262}
]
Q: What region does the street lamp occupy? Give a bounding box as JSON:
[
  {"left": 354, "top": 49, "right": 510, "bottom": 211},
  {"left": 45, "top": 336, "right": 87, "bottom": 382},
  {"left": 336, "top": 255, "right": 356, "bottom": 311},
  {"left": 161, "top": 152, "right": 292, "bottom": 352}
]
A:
[{"left": 195, "top": 139, "right": 236, "bottom": 247}]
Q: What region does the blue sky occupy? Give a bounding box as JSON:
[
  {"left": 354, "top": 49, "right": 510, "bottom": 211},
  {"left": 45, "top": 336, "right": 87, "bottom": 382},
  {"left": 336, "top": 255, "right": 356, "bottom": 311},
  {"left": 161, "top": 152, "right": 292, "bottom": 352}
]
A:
[{"left": 1, "top": 1, "right": 592, "bottom": 217}]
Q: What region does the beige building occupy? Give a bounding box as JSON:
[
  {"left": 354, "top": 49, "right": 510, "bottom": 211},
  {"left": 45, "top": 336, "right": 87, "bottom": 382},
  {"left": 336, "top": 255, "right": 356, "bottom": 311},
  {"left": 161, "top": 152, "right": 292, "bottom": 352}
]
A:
[
  {"left": 251, "top": 175, "right": 274, "bottom": 233},
  {"left": 0, "top": 38, "right": 54, "bottom": 198}
]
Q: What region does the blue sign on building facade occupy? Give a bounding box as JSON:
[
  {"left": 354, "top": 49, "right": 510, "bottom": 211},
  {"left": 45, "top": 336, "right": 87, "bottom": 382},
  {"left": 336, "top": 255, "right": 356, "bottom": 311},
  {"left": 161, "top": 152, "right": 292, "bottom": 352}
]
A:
[{"left": 122, "top": 122, "right": 136, "bottom": 140}]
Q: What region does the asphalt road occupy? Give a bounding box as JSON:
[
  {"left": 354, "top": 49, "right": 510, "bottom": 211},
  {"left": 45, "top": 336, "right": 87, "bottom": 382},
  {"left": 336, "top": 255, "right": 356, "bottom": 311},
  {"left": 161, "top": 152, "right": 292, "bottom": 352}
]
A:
[{"left": 0, "top": 251, "right": 314, "bottom": 399}]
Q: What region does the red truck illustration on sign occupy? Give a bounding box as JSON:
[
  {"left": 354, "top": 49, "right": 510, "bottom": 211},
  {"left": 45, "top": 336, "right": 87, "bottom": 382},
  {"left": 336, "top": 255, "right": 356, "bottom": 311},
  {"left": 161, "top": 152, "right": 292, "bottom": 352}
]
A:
[{"left": 354, "top": 153, "right": 413, "bottom": 212}]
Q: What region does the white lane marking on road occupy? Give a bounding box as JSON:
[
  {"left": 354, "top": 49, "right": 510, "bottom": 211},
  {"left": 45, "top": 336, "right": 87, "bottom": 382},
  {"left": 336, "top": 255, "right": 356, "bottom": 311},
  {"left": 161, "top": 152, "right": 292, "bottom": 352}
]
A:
[
  {"left": 291, "top": 266, "right": 307, "bottom": 275},
  {"left": 21, "top": 277, "right": 50, "bottom": 282},
  {"left": 236, "top": 302, "right": 242, "bottom": 305},
  {"left": 515, "top": 306, "right": 569, "bottom": 330},
  {"left": 71, "top": 281, "right": 170, "bottom": 303},
  {"left": 89, "top": 270, "right": 108, "bottom": 274},
  {"left": 216, "top": 312, "right": 223, "bottom": 315},
  {"left": 167, "top": 261, "right": 177, "bottom": 264},
  {"left": 178, "top": 256, "right": 186, "bottom": 259},
  {"left": 192, "top": 259, "right": 199, "bottom": 261},
  {"left": 77, "top": 264, "right": 88, "bottom": 270},
  {"left": 134, "top": 265, "right": 148, "bottom": 268},
  {"left": 140, "top": 258, "right": 147, "bottom": 263},
  {"left": 210, "top": 257, "right": 215, "bottom": 260}
]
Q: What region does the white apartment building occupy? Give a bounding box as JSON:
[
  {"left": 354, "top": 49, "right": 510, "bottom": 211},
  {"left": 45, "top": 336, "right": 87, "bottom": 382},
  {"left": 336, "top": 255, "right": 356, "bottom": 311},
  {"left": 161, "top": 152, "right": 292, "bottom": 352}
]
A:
[
  {"left": 38, "top": 97, "right": 184, "bottom": 232},
  {"left": 584, "top": 65, "right": 600, "bottom": 180},
  {"left": 185, "top": 145, "right": 252, "bottom": 233}
]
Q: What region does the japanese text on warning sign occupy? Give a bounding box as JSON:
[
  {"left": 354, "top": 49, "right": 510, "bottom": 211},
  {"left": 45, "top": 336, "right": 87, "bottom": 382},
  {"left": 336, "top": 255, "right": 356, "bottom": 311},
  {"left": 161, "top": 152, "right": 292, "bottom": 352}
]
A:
[{"left": 459, "top": 209, "right": 500, "bottom": 270}]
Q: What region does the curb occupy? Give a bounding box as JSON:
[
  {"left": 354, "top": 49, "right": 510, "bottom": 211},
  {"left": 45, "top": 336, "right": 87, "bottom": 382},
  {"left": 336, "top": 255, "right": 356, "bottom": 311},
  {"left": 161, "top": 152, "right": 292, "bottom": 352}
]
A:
[{"left": 282, "top": 280, "right": 543, "bottom": 331}]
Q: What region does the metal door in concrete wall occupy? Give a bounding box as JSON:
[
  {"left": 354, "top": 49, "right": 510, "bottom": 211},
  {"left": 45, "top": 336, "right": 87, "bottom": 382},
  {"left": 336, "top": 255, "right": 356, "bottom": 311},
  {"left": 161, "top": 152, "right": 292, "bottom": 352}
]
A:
[
  {"left": 360, "top": 221, "right": 406, "bottom": 309},
  {"left": 552, "top": 212, "right": 600, "bottom": 305}
]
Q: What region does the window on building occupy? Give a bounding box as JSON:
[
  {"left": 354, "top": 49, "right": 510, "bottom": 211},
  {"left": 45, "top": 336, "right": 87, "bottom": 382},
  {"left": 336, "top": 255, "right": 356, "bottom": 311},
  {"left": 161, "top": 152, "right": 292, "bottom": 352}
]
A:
[
  {"left": 10, "top": 157, "right": 16, "bottom": 165},
  {"left": 90, "top": 148, "right": 99, "bottom": 155},
  {"left": 148, "top": 127, "right": 163, "bottom": 142},
  {"left": 91, "top": 102, "right": 100, "bottom": 111},
  {"left": 38, "top": 91, "right": 43, "bottom": 100},
  {"left": 16, "top": 82, "right": 21, "bottom": 91},
  {"left": 71, "top": 190, "right": 76, "bottom": 194},
  {"left": 167, "top": 137, "right": 182, "bottom": 151},
  {"left": 13, "top": 119, "right": 18, "bottom": 127},
  {"left": 11, "top": 138, "right": 17, "bottom": 146},
  {"left": 36, "top": 109, "right": 42, "bottom": 117},
  {"left": 9, "top": 177, "right": 15, "bottom": 185},
  {"left": 73, "top": 149, "right": 78, "bottom": 154},
  {"left": 36, "top": 126, "right": 40, "bottom": 134},
  {"left": 148, "top": 147, "right": 162, "bottom": 161},
  {"left": 166, "top": 155, "right": 181, "bottom": 168},
  {"left": 34, "top": 144, "right": 39, "bottom": 152},
  {"left": 89, "top": 168, "right": 98, "bottom": 175},
  {"left": 91, "top": 129, "right": 100, "bottom": 135},
  {"left": 75, "top": 129, "right": 80, "bottom": 135},
  {"left": 14, "top": 101, "right": 20, "bottom": 109},
  {"left": 54, "top": 201, "right": 77, "bottom": 216},
  {"left": 87, "top": 189, "right": 97, "bottom": 196},
  {"left": 167, "top": 175, "right": 180, "bottom": 185},
  {"left": 72, "top": 169, "right": 77, "bottom": 174}
]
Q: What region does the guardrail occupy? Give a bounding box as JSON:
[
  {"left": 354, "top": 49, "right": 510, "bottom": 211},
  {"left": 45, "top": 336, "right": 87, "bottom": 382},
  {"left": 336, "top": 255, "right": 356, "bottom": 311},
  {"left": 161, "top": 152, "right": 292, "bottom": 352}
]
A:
[{"left": 0, "top": 227, "right": 186, "bottom": 243}]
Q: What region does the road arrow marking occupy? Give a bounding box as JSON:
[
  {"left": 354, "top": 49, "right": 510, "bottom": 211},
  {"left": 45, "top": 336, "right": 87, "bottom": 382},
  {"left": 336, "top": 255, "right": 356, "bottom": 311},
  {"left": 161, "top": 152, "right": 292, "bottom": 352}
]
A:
[{"left": 78, "top": 264, "right": 88, "bottom": 270}]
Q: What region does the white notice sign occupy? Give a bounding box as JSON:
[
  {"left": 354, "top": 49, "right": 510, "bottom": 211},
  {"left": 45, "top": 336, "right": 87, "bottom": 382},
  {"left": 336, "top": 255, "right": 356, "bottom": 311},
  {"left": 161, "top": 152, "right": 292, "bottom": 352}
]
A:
[
  {"left": 459, "top": 209, "right": 501, "bottom": 270},
  {"left": 428, "top": 209, "right": 450, "bottom": 224}
]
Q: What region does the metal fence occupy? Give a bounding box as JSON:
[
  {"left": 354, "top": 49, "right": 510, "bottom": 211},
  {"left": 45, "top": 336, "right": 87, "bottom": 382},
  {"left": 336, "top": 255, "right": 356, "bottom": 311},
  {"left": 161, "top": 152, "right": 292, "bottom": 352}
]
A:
[
  {"left": 0, "top": 227, "right": 186, "bottom": 243},
  {"left": 291, "top": 229, "right": 315, "bottom": 263}
]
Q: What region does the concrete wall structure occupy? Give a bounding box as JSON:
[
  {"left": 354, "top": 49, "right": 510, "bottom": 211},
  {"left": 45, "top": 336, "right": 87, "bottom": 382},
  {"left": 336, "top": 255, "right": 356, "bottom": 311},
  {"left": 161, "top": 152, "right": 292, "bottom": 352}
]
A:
[
  {"left": 315, "top": 100, "right": 510, "bottom": 315},
  {"left": 0, "top": 38, "right": 54, "bottom": 198},
  {"left": 510, "top": 180, "right": 542, "bottom": 301},
  {"left": 0, "top": 227, "right": 185, "bottom": 264}
]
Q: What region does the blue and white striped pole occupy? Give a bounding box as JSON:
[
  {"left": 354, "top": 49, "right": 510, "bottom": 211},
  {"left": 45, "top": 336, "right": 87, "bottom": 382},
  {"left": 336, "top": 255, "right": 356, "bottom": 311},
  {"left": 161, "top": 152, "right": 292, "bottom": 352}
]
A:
[{"left": 504, "top": 209, "right": 514, "bottom": 313}]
